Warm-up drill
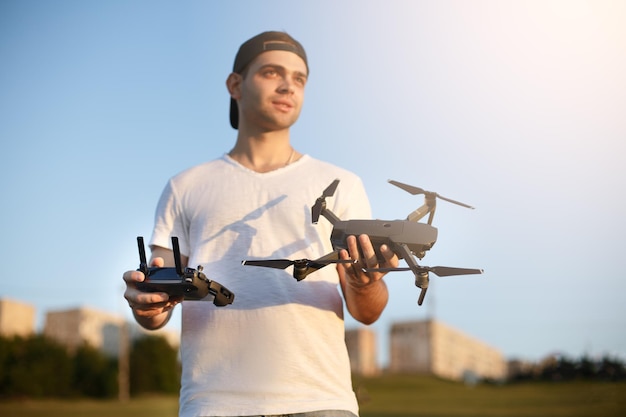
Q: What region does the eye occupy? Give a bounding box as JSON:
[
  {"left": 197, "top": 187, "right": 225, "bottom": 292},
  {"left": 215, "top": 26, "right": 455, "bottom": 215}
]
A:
[{"left": 263, "top": 69, "right": 278, "bottom": 77}]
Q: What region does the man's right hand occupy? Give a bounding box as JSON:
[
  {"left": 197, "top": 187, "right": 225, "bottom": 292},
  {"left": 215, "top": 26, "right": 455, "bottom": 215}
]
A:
[{"left": 123, "top": 256, "right": 182, "bottom": 330}]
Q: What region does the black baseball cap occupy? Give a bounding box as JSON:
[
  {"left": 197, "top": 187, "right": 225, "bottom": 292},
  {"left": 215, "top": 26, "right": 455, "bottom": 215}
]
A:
[{"left": 229, "top": 31, "right": 308, "bottom": 129}]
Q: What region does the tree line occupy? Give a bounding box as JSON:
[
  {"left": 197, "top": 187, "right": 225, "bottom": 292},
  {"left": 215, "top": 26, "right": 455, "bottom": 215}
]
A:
[
  {"left": 508, "top": 353, "right": 626, "bottom": 383},
  {"left": 3, "top": 334, "right": 624, "bottom": 399},
  {"left": 0, "top": 334, "right": 180, "bottom": 399}
]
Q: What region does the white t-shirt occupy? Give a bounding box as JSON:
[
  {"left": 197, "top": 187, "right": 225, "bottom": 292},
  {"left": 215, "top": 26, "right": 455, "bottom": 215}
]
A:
[{"left": 150, "top": 154, "right": 371, "bottom": 416}]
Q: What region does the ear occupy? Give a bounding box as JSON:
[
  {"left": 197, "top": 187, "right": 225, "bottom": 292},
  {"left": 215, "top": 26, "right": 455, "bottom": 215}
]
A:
[{"left": 226, "top": 72, "right": 243, "bottom": 99}]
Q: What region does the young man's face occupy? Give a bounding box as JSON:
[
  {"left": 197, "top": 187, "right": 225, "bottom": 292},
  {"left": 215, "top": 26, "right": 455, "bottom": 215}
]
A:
[{"left": 236, "top": 50, "right": 308, "bottom": 132}]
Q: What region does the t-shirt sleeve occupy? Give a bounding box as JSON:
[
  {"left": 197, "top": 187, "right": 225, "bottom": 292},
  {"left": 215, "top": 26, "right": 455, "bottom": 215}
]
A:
[
  {"left": 335, "top": 175, "right": 372, "bottom": 221},
  {"left": 149, "top": 178, "right": 191, "bottom": 257}
]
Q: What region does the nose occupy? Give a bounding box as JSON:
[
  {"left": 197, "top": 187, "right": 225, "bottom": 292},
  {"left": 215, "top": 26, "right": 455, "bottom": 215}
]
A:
[{"left": 277, "top": 76, "right": 295, "bottom": 94}]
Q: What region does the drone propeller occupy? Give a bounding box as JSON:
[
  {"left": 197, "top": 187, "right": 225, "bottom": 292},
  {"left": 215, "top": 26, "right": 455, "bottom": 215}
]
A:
[
  {"left": 388, "top": 180, "right": 474, "bottom": 209},
  {"left": 242, "top": 259, "right": 299, "bottom": 270},
  {"left": 365, "top": 264, "right": 482, "bottom": 305},
  {"left": 312, "top": 179, "right": 340, "bottom": 224},
  {"left": 242, "top": 254, "right": 356, "bottom": 281},
  {"left": 242, "top": 258, "right": 355, "bottom": 269},
  {"left": 364, "top": 265, "right": 483, "bottom": 277}
]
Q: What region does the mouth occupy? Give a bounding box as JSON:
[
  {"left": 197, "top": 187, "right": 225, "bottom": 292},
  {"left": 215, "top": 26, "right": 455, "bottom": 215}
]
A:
[{"left": 272, "top": 100, "right": 294, "bottom": 112}]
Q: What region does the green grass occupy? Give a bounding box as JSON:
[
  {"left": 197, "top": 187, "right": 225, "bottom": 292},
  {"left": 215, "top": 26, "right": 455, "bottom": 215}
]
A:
[
  {"left": 0, "top": 395, "right": 179, "bottom": 417},
  {"left": 355, "top": 375, "right": 626, "bottom": 417},
  {"left": 1, "top": 376, "right": 625, "bottom": 417}
]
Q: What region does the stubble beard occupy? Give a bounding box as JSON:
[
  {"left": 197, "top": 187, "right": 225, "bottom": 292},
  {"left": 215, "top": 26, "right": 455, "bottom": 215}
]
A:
[{"left": 255, "top": 105, "right": 301, "bottom": 133}]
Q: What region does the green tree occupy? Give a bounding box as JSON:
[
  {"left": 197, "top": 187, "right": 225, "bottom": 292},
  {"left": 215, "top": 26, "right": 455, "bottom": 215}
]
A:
[
  {"left": 72, "top": 343, "right": 118, "bottom": 398},
  {"left": 129, "top": 335, "right": 180, "bottom": 395},
  {"left": 0, "top": 335, "right": 73, "bottom": 397},
  {"left": 597, "top": 355, "right": 626, "bottom": 381}
]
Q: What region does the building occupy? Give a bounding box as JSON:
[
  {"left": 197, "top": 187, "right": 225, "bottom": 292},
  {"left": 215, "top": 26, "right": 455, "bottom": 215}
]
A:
[
  {"left": 0, "top": 298, "right": 36, "bottom": 337},
  {"left": 43, "top": 306, "right": 180, "bottom": 357},
  {"left": 44, "top": 306, "right": 126, "bottom": 356},
  {"left": 389, "top": 319, "right": 507, "bottom": 381},
  {"left": 345, "top": 327, "right": 379, "bottom": 376}
]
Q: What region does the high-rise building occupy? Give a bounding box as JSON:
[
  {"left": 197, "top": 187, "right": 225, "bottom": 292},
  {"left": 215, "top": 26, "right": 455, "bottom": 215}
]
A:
[
  {"left": 44, "top": 306, "right": 126, "bottom": 356},
  {"left": 43, "top": 306, "right": 180, "bottom": 356},
  {"left": 345, "top": 327, "right": 379, "bottom": 376},
  {"left": 0, "top": 298, "right": 36, "bottom": 337},
  {"left": 389, "top": 319, "right": 507, "bottom": 381}
]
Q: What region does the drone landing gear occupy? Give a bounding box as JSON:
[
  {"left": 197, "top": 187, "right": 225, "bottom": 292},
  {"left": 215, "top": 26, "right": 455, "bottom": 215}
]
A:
[
  {"left": 400, "top": 244, "right": 430, "bottom": 305},
  {"left": 418, "top": 288, "right": 428, "bottom": 305},
  {"left": 365, "top": 243, "right": 482, "bottom": 305}
]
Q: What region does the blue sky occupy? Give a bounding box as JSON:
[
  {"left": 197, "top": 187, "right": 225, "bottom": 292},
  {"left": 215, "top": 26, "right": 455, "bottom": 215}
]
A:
[{"left": 1, "top": 0, "right": 625, "bottom": 365}]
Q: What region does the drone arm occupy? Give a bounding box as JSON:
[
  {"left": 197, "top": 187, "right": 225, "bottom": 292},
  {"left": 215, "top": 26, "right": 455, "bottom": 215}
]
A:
[
  {"left": 320, "top": 207, "right": 341, "bottom": 225},
  {"left": 406, "top": 204, "right": 430, "bottom": 222},
  {"left": 294, "top": 251, "right": 340, "bottom": 281},
  {"left": 396, "top": 243, "right": 429, "bottom": 305},
  {"left": 405, "top": 193, "right": 438, "bottom": 225},
  {"left": 427, "top": 207, "right": 436, "bottom": 225}
]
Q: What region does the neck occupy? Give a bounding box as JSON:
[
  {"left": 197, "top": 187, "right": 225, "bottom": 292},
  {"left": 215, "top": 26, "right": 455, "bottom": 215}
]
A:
[{"left": 229, "top": 131, "right": 299, "bottom": 173}]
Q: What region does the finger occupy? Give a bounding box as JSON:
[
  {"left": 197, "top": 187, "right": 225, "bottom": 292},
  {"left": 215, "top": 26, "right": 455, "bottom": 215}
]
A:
[
  {"left": 126, "top": 289, "right": 176, "bottom": 313},
  {"left": 135, "top": 290, "right": 171, "bottom": 305},
  {"left": 338, "top": 236, "right": 371, "bottom": 286},
  {"left": 345, "top": 235, "right": 358, "bottom": 257},
  {"left": 170, "top": 295, "right": 184, "bottom": 304},
  {"left": 131, "top": 299, "right": 178, "bottom": 318},
  {"left": 133, "top": 299, "right": 172, "bottom": 310},
  {"left": 379, "top": 244, "right": 399, "bottom": 268},
  {"left": 123, "top": 269, "right": 145, "bottom": 284},
  {"left": 151, "top": 256, "right": 165, "bottom": 268},
  {"left": 337, "top": 248, "right": 356, "bottom": 276},
  {"left": 357, "top": 234, "right": 378, "bottom": 268}
]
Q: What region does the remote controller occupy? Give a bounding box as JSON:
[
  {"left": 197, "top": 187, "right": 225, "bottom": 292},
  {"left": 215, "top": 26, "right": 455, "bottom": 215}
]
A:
[{"left": 135, "top": 236, "right": 234, "bottom": 306}]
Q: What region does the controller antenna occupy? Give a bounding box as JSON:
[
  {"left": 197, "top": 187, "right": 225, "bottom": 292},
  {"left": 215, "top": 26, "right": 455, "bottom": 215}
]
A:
[
  {"left": 171, "top": 237, "right": 183, "bottom": 276},
  {"left": 137, "top": 237, "right": 148, "bottom": 275}
]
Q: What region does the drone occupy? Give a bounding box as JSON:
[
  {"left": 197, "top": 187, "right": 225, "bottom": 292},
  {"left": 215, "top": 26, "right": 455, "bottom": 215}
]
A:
[{"left": 243, "top": 179, "right": 483, "bottom": 305}]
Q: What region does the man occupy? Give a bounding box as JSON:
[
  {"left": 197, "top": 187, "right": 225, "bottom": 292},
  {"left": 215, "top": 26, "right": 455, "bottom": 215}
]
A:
[{"left": 123, "top": 31, "right": 398, "bottom": 417}]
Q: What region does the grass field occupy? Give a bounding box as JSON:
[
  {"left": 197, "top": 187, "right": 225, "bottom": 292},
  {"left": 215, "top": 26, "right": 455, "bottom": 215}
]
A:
[
  {"left": 1, "top": 375, "right": 625, "bottom": 417},
  {"left": 355, "top": 375, "right": 626, "bottom": 416}
]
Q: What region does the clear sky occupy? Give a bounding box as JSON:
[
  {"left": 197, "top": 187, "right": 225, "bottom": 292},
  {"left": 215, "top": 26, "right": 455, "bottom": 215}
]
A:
[{"left": 1, "top": 0, "right": 625, "bottom": 365}]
